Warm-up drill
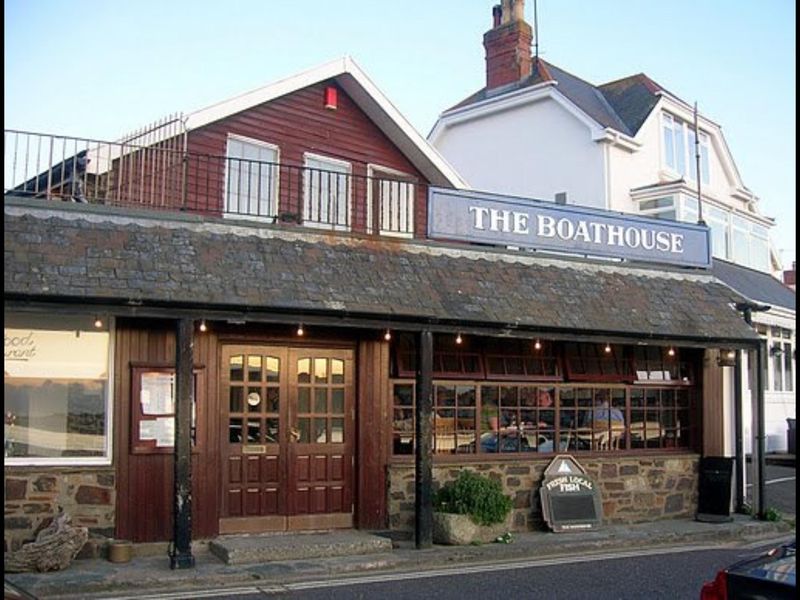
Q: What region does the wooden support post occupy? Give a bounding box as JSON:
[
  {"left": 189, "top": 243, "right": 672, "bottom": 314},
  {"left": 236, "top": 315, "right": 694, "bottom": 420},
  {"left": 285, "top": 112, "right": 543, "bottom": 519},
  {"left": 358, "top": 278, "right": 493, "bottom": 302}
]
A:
[
  {"left": 415, "top": 329, "right": 433, "bottom": 549},
  {"left": 170, "top": 318, "right": 195, "bottom": 569}
]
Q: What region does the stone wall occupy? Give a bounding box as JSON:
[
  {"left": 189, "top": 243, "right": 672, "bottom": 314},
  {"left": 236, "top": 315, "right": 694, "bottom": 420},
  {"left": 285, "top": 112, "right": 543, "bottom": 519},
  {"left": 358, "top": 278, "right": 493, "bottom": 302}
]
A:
[
  {"left": 4, "top": 468, "right": 115, "bottom": 553},
  {"left": 387, "top": 454, "right": 699, "bottom": 532}
]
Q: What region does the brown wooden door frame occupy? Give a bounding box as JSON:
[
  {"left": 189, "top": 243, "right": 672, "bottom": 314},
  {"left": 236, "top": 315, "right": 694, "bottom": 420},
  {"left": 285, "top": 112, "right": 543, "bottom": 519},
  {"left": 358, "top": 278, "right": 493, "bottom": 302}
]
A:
[{"left": 219, "top": 344, "right": 355, "bottom": 534}]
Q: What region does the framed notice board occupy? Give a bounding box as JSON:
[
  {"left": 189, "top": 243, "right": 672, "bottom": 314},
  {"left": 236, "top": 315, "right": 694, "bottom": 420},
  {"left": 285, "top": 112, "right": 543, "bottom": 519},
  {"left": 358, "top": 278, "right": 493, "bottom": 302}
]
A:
[{"left": 130, "top": 365, "right": 204, "bottom": 454}]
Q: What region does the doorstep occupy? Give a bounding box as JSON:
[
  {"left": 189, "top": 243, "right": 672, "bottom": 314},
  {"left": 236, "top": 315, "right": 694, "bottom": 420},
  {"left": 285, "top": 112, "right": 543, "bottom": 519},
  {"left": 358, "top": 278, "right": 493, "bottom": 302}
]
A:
[{"left": 209, "top": 530, "right": 392, "bottom": 564}]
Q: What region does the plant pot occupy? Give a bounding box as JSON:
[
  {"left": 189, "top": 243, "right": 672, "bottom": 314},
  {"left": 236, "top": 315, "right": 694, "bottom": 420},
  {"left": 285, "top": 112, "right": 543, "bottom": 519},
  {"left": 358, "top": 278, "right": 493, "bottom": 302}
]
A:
[
  {"left": 432, "top": 512, "right": 512, "bottom": 545},
  {"left": 107, "top": 540, "right": 133, "bottom": 563}
]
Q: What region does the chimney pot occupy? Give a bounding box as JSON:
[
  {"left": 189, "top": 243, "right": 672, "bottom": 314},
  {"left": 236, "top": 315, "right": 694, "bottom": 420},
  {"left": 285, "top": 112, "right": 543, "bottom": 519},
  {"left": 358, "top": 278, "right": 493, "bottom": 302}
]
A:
[
  {"left": 501, "top": 0, "right": 512, "bottom": 24},
  {"left": 512, "top": 0, "right": 525, "bottom": 21},
  {"left": 492, "top": 4, "right": 502, "bottom": 28}
]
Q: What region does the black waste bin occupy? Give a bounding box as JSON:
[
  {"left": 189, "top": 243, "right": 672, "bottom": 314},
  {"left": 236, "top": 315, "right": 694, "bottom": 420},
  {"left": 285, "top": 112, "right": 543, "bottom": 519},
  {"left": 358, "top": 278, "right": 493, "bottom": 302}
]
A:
[
  {"left": 788, "top": 418, "right": 796, "bottom": 455},
  {"left": 696, "top": 456, "right": 734, "bottom": 523}
]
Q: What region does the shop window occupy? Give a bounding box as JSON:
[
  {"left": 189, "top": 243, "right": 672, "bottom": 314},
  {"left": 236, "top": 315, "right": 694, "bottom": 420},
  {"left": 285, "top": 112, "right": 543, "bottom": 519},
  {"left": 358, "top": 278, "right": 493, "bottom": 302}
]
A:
[
  {"left": 5, "top": 314, "right": 113, "bottom": 465},
  {"left": 632, "top": 346, "right": 692, "bottom": 385},
  {"left": 433, "top": 384, "right": 476, "bottom": 454},
  {"left": 629, "top": 388, "right": 691, "bottom": 450},
  {"left": 563, "top": 343, "right": 631, "bottom": 382},
  {"left": 484, "top": 349, "right": 561, "bottom": 381},
  {"left": 390, "top": 381, "right": 695, "bottom": 457},
  {"left": 392, "top": 383, "right": 415, "bottom": 455},
  {"left": 395, "top": 349, "right": 484, "bottom": 379}
]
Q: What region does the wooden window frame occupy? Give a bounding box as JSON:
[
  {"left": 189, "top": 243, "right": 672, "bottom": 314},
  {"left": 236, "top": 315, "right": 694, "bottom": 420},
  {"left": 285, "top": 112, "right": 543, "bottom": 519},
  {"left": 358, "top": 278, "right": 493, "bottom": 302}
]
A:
[
  {"left": 631, "top": 347, "right": 694, "bottom": 387},
  {"left": 389, "top": 380, "right": 698, "bottom": 458},
  {"left": 395, "top": 350, "right": 485, "bottom": 380},
  {"left": 563, "top": 343, "right": 633, "bottom": 383}
]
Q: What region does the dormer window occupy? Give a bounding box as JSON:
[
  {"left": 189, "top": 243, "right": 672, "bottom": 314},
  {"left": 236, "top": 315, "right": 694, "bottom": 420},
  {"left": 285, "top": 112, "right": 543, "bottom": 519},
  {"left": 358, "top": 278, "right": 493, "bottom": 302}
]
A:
[{"left": 662, "top": 112, "right": 709, "bottom": 185}]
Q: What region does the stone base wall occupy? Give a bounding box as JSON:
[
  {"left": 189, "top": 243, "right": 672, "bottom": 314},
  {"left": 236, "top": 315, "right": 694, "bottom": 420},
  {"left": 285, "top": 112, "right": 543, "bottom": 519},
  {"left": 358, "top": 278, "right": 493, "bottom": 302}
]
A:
[
  {"left": 388, "top": 455, "right": 699, "bottom": 533},
  {"left": 4, "top": 468, "right": 115, "bottom": 553}
]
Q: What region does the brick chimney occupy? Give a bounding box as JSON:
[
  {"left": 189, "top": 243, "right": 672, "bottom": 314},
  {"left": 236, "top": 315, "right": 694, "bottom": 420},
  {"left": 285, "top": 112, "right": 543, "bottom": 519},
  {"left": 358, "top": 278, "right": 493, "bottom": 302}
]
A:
[
  {"left": 783, "top": 261, "right": 796, "bottom": 290},
  {"left": 483, "top": 0, "right": 533, "bottom": 90}
]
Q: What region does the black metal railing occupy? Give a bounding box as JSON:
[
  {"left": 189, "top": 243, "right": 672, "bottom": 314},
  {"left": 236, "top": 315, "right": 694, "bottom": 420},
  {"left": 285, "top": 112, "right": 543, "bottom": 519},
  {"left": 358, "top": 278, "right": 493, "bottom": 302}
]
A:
[{"left": 4, "top": 129, "right": 421, "bottom": 236}]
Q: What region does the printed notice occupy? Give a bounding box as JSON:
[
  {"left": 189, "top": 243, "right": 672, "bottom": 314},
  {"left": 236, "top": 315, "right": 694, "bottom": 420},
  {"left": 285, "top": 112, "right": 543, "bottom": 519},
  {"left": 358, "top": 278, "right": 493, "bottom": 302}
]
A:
[
  {"left": 141, "top": 373, "right": 175, "bottom": 415},
  {"left": 139, "top": 420, "right": 157, "bottom": 441},
  {"left": 153, "top": 417, "right": 175, "bottom": 447}
]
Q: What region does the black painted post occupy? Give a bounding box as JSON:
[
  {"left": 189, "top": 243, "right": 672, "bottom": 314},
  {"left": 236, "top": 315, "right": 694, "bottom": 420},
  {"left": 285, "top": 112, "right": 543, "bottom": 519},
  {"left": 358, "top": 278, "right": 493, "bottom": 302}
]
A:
[
  {"left": 415, "top": 329, "right": 433, "bottom": 549},
  {"left": 733, "top": 349, "right": 745, "bottom": 513},
  {"left": 755, "top": 339, "right": 767, "bottom": 520},
  {"left": 170, "top": 318, "right": 195, "bottom": 569}
]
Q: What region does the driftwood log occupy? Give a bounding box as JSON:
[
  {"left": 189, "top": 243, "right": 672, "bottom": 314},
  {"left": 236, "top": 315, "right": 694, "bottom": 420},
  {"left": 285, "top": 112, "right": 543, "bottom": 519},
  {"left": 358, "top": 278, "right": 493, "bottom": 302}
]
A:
[{"left": 5, "top": 512, "right": 88, "bottom": 573}]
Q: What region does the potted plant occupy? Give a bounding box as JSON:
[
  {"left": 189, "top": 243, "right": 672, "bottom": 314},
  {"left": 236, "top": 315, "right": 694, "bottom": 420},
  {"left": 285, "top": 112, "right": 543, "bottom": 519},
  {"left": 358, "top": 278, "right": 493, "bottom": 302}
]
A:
[{"left": 432, "top": 470, "right": 513, "bottom": 545}]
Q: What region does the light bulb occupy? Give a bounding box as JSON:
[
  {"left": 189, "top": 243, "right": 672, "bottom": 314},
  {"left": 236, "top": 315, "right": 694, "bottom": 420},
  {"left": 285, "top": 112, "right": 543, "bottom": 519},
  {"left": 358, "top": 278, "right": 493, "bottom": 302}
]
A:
[
  {"left": 604, "top": 343, "right": 612, "bottom": 354},
  {"left": 534, "top": 339, "right": 542, "bottom": 350},
  {"left": 199, "top": 320, "right": 208, "bottom": 333},
  {"left": 667, "top": 347, "right": 675, "bottom": 357},
  {"left": 384, "top": 329, "right": 392, "bottom": 341},
  {"left": 297, "top": 324, "right": 304, "bottom": 336},
  {"left": 93, "top": 316, "right": 103, "bottom": 328},
  {"left": 455, "top": 333, "right": 463, "bottom": 345}
]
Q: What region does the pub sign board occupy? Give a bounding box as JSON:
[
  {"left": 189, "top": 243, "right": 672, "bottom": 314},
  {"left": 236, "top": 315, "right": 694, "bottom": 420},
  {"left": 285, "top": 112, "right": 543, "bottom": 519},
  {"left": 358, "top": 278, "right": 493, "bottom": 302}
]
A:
[
  {"left": 540, "top": 455, "right": 603, "bottom": 532},
  {"left": 428, "top": 187, "right": 712, "bottom": 269}
]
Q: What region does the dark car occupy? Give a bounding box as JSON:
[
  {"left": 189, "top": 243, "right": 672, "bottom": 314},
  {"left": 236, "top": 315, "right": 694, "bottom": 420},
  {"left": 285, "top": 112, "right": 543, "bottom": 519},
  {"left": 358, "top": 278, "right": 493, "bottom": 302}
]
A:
[{"left": 700, "top": 541, "right": 796, "bottom": 600}]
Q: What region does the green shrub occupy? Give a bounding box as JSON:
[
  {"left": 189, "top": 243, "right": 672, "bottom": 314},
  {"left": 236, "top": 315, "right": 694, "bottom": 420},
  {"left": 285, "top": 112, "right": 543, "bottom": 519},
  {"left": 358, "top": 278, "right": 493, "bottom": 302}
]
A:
[
  {"left": 433, "top": 470, "right": 513, "bottom": 526},
  {"left": 764, "top": 507, "right": 782, "bottom": 522}
]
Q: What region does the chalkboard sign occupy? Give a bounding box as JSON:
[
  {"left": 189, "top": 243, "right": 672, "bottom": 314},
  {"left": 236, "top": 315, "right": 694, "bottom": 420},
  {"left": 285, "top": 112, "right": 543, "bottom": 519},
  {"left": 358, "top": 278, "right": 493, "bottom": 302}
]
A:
[{"left": 540, "top": 455, "right": 602, "bottom": 532}]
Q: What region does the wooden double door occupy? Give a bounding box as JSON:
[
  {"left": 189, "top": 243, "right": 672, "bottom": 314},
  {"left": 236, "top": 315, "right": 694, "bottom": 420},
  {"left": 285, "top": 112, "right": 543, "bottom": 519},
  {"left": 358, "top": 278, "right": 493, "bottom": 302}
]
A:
[{"left": 220, "top": 345, "right": 355, "bottom": 533}]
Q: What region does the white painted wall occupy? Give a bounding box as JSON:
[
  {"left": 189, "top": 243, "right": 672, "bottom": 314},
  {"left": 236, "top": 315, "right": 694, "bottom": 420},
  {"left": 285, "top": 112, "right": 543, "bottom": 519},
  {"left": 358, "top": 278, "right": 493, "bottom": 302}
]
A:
[
  {"left": 433, "top": 97, "right": 606, "bottom": 209},
  {"left": 742, "top": 309, "right": 796, "bottom": 454},
  {"left": 606, "top": 109, "right": 662, "bottom": 213}
]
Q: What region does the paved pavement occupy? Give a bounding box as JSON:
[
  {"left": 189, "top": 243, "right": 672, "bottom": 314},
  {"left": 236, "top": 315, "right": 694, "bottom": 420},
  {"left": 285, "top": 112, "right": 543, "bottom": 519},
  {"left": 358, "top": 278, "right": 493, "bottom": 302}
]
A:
[{"left": 5, "top": 514, "right": 795, "bottom": 600}]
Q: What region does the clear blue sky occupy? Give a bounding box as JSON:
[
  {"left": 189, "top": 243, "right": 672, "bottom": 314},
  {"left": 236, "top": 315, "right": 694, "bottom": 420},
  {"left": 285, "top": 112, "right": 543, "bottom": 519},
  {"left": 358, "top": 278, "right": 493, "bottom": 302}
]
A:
[{"left": 4, "top": 0, "right": 795, "bottom": 267}]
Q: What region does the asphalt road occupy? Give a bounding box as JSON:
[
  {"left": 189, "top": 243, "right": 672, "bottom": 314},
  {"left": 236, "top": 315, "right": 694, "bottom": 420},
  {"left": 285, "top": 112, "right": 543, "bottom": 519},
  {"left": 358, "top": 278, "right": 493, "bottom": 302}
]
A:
[
  {"left": 747, "top": 463, "right": 796, "bottom": 517},
  {"left": 147, "top": 539, "right": 794, "bottom": 600}
]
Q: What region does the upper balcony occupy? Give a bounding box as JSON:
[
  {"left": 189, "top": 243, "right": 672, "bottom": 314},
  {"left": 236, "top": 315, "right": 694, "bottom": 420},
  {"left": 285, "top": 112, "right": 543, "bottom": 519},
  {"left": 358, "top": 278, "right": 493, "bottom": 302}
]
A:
[{"left": 4, "top": 129, "right": 427, "bottom": 238}]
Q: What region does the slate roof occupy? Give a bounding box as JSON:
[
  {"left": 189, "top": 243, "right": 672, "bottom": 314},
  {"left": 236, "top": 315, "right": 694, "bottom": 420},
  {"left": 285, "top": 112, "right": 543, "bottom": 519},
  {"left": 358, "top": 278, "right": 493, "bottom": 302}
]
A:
[
  {"left": 710, "top": 258, "right": 796, "bottom": 312},
  {"left": 446, "top": 58, "right": 665, "bottom": 137},
  {"left": 4, "top": 202, "right": 759, "bottom": 344}
]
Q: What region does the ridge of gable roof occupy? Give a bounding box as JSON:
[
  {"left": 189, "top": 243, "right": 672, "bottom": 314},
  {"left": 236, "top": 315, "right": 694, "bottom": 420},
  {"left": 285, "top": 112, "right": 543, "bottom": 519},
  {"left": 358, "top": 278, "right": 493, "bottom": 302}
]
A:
[
  {"left": 183, "top": 56, "right": 466, "bottom": 189},
  {"left": 439, "top": 58, "right": 666, "bottom": 137}
]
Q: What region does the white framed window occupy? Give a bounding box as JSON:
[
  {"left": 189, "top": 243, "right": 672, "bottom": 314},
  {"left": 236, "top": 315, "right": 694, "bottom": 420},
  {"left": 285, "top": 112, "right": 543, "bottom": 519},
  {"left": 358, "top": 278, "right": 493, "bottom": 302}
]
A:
[
  {"left": 662, "top": 112, "right": 710, "bottom": 185},
  {"left": 302, "top": 153, "right": 351, "bottom": 230},
  {"left": 638, "top": 195, "right": 676, "bottom": 221},
  {"left": 731, "top": 215, "right": 751, "bottom": 266},
  {"left": 225, "top": 134, "right": 279, "bottom": 220},
  {"left": 769, "top": 327, "right": 795, "bottom": 392},
  {"left": 680, "top": 195, "right": 699, "bottom": 224},
  {"left": 749, "top": 223, "right": 770, "bottom": 272},
  {"left": 662, "top": 113, "right": 685, "bottom": 176},
  {"left": 706, "top": 205, "right": 730, "bottom": 260},
  {"left": 688, "top": 130, "right": 710, "bottom": 185},
  {"left": 367, "top": 164, "right": 415, "bottom": 237},
  {"left": 5, "top": 313, "right": 114, "bottom": 466}
]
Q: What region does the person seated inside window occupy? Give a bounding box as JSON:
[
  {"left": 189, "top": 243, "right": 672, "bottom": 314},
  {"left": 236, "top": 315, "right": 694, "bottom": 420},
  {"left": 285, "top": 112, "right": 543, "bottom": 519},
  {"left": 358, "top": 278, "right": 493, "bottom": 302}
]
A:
[
  {"left": 533, "top": 389, "right": 563, "bottom": 452},
  {"left": 479, "top": 398, "right": 527, "bottom": 452},
  {"left": 594, "top": 394, "right": 624, "bottom": 423}
]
